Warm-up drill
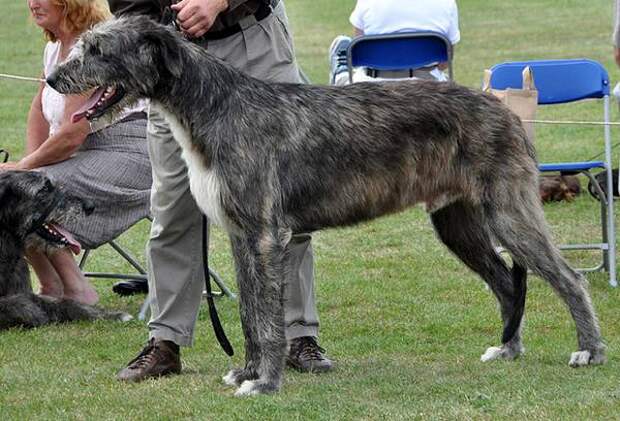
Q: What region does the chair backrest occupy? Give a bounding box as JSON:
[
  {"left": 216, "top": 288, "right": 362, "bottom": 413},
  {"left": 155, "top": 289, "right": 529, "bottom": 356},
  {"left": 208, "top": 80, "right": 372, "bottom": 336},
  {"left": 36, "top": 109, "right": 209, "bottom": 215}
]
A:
[
  {"left": 489, "top": 59, "right": 610, "bottom": 105},
  {"left": 347, "top": 31, "right": 453, "bottom": 80}
]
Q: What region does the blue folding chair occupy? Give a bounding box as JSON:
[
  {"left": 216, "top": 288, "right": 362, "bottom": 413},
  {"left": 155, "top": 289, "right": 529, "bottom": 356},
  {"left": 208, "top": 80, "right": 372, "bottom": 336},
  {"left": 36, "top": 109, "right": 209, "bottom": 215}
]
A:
[
  {"left": 346, "top": 31, "right": 453, "bottom": 83},
  {"left": 489, "top": 59, "right": 617, "bottom": 286}
]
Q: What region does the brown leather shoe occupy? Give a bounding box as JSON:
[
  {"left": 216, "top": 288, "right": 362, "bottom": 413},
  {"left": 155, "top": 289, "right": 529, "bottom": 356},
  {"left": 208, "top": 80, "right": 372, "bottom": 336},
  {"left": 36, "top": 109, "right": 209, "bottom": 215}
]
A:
[
  {"left": 117, "top": 338, "right": 181, "bottom": 382},
  {"left": 286, "top": 336, "right": 334, "bottom": 373}
]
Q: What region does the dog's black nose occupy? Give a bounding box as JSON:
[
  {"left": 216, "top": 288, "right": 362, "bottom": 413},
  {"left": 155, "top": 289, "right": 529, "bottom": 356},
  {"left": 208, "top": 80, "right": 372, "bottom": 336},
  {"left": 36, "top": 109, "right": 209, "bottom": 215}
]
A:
[
  {"left": 46, "top": 73, "right": 57, "bottom": 90},
  {"left": 82, "top": 200, "right": 95, "bottom": 215}
]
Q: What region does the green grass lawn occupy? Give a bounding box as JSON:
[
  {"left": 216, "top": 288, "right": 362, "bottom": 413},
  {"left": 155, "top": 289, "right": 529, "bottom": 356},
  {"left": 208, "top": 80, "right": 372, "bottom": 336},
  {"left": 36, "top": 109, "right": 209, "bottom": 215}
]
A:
[{"left": 2, "top": 0, "right": 620, "bottom": 419}]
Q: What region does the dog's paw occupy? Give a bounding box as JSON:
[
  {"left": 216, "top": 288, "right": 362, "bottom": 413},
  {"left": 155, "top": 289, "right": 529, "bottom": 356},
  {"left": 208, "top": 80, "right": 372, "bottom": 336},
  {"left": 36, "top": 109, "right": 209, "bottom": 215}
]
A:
[
  {"left": 568, "top": 349, "right": 605, "bottom": 367},
  {"left": 234, "top": 379, "right": 278, "bottom": 397},
  {"left": 480, "top": 344, "right": 523, "bottom": 362},
  {"left": 569, "top": 350, "right": 591, "bottom": 367},
  {"left": 222, "top": 369, "right": 240, "bottom": 387},
  {"left": 235, "top": 380, "right": 261, "bottom": 397},
  {"left": 481, "top": 346, "right": 503, "bottom": 362},
  {"left": 119, "top": 313, "right": 133, "bottom": 322},
  {"left": 223, "top": 367, "right": 258, "bottom": 387}
]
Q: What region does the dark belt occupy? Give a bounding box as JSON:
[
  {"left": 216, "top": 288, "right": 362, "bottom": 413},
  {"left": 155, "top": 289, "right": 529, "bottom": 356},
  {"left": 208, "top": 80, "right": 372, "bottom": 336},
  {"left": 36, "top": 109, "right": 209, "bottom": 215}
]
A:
[
  {"left": 366, "top": 67, "right": 437, "bottom": 79},
  {"left": 201, "top": 1, "right": 272, "bottom": 41}
]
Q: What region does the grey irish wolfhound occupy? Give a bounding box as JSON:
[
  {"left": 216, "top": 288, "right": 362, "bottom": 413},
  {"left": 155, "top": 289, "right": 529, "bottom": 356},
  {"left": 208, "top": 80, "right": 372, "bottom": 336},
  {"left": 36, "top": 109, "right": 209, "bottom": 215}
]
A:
[
  {"left": 47, "top": 16, "right": 605, "bottom": 395},
  {"left": 0, "top": 171, "right": 131, "bottom": 330}
]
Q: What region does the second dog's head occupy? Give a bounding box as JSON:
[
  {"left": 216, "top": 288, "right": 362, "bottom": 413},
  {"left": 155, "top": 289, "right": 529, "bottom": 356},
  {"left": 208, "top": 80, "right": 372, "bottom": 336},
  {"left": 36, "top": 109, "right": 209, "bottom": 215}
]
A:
[
  {"left": 46, "top": 16, "right": 185, "bottom": 127},
  {"left": 0, "top": 171, "right": 94, "bottom": 254}
]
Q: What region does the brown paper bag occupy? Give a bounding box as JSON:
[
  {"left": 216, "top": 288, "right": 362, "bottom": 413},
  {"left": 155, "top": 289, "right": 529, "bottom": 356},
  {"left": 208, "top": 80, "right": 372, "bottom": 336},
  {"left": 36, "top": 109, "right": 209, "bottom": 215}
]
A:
[{"left": 483, "top": 66, "right": 538, "bottom": 143}]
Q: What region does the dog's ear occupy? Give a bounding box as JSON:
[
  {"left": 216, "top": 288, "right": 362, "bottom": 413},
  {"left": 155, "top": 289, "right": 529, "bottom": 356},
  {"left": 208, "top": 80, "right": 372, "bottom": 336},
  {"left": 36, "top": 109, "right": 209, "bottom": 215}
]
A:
[
  {"left": 143, "top": 30, "right": 183, "bottom": 79},
  {"left": 160, "top": 35, "right": 183, "bottom": 79}
]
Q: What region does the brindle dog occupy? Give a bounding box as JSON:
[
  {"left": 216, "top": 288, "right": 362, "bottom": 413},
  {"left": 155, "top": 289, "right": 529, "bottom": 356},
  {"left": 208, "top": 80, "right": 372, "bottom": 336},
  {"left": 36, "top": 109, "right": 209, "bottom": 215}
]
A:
[
  {"left": 0, "top": 171, "right": 131, "bottom": 330},
  {"left": 47, "top": 16, "right": 605, "bottom": 395}
]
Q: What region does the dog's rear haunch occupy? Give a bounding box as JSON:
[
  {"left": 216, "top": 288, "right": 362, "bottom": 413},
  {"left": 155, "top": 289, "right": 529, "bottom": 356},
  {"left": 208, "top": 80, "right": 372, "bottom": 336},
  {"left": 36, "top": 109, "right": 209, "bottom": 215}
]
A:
[
  {"left": 0, "top": 171, "right": 131, "bottom": 330},
  {"left": 48, "top": 16, "right": 605, "bottom": 395}
]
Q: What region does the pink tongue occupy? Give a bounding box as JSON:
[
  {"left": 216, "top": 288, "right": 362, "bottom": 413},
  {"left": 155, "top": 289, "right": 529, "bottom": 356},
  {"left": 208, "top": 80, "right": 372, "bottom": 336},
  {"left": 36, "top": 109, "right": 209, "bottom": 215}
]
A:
[
  {"left": 71, "top": 87, "right": 106, "bottom": 123},
  {"left": 51, "top": 224, "right": 82, "bottom": 255}
]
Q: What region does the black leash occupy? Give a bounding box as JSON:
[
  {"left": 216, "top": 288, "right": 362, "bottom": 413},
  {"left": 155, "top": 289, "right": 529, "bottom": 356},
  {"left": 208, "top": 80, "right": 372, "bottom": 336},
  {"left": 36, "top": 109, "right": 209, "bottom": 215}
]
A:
[
  {"left": 0, "top": 149, "right": 8, "bottom": 163},
  {"left": 202, "top": 214, "right": 234, "bottom": 356}
]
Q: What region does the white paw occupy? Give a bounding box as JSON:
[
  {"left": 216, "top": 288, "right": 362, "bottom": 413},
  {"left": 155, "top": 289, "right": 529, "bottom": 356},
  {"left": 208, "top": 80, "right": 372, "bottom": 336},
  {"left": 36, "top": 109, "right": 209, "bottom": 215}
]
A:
[
  {"left": 481, "top": 346, "right": 503, "bottom": 362},
  {"left": 569, "top": 350, "right": 592, "bottom": 367},
  {"left": 234, "top": 380, "right": 260, "bottom": 397},
  {"left": 120, "top": 313, "right": 133, "bottom": 322},
  {"left": 222, "top": 370, "right": 237, "bottom": 387}
]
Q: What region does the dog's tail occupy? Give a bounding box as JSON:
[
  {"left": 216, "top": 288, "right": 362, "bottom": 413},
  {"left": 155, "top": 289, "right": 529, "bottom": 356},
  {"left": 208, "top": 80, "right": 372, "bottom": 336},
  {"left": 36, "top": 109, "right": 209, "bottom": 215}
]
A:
[{"left": 501, "top": 262, "right": 527, "bottom": 344}]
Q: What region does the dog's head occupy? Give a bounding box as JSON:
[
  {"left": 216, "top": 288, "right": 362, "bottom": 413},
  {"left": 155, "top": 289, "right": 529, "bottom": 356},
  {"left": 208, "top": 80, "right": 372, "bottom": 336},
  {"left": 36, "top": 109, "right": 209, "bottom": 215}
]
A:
[
  {"left": 0, "top": 171, "right": 94, "bottom": 254},
  {"left": 46, "top": 16, "right": 184, "bottom": 126}
]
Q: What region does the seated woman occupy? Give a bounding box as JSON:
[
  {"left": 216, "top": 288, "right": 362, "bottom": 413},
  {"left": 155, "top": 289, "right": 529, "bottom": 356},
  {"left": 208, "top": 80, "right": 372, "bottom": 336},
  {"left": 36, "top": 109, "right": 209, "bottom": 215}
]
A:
[
  {"left": 328, "top": 0, "right": 461, "bottom": 85},
  {"left": 0, "top": 0, "right": 151, "bottom": 305}
]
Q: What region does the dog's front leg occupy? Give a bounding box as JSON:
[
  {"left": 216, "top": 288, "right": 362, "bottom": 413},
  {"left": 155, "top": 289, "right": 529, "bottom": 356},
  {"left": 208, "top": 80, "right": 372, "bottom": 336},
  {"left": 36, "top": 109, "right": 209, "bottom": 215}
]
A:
[{"left": 223, "top": 230, "right": 287, "bottom": 396}]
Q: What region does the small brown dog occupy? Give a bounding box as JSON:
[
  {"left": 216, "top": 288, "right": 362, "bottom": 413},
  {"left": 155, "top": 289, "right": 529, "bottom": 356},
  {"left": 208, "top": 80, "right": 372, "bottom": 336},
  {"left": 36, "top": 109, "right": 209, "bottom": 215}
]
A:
[{"left": 539, "top": 175, "right": 581, "bottom": 203}]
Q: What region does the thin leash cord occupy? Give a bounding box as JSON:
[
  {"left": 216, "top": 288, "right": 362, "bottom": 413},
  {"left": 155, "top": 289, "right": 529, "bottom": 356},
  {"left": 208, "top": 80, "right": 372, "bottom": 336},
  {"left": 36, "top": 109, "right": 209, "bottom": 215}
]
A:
[
  {"left": 0, "top": 73, "right": 44, "bottom": 83},
  {"left": 202, "top": 215, "right": 234, "bottom": 357}
]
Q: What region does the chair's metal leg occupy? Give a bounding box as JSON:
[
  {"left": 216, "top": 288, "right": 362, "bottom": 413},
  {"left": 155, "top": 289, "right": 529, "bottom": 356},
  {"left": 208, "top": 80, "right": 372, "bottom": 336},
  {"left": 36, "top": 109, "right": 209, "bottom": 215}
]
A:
[
  {"left": 108, "top": 240, "right": 147, "bottom": 274},
  {"left": 584, "top": 171, "right": 610, "bottom": 272},
  {"left": 78, "top": 249, "right": 91, "bottom": 270},
  {"left": 209, "top": 268, "right": 236, "bottom": 299},
  {"left": 603, "top": 97, "right": 617, "bottom": 287}
]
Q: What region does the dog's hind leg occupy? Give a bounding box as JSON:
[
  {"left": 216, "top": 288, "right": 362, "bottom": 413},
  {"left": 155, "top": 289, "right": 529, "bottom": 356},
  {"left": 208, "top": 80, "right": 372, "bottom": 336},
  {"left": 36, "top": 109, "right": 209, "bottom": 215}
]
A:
[
  {"left": 486, "top": 189, "right": 605, "bottom": 367},
  {"left": 430, "top": 201, "right": 526, "bottom": 362},
  {"left": 226, "top": 230, "right": 288, "bottom": 396}
]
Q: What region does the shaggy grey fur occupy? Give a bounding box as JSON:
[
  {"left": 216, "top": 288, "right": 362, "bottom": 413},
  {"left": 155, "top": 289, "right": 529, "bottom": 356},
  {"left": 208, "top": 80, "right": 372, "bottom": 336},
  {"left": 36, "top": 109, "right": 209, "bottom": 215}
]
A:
[
  {"left": 0, "top": 171, "right": 131, "bottom": 330},
  {"left": 47, "top": 16, "right": 605, "bottom": 395}
]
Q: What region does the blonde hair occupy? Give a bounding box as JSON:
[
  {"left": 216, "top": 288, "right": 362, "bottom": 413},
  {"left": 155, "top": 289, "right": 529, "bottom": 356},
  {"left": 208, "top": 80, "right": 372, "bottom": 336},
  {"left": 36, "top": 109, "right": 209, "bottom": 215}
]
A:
[{"left": 44, "top": 0, "right": 112, "bottom": 42}]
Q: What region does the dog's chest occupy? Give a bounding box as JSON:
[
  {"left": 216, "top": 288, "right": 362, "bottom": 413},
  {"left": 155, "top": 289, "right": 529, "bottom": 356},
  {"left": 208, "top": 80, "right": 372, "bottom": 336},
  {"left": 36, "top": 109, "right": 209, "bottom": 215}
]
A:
[{"left": 152, "top": 103, "right": 230, "bottom": 229}]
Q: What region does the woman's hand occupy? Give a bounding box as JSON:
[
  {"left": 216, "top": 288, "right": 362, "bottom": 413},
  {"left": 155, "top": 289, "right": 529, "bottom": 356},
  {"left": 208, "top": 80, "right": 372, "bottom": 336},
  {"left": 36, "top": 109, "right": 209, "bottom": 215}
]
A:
[{"left": 0, "top": 161, "right": 27, "bottom": 171}]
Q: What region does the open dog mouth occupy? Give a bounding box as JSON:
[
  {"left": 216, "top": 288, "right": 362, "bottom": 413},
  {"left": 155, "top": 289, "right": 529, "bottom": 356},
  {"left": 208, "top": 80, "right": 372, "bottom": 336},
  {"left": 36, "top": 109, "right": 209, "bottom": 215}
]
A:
[
  {"left": 71, "top": 86, "right": 125, "bottom": 123},
  {"left": 35, "top": 222, "right": 82, "bottom": 255}
]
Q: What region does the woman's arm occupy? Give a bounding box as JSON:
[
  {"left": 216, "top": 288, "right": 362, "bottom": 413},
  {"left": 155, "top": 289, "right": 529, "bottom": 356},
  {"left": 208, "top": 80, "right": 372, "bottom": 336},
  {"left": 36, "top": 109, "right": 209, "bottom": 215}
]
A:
[
  {"left": 18, "top": 92, "right": 92, "bottom": 170},
  {"left": 26, "top": 82, "right": 51, "bottom": 155}
]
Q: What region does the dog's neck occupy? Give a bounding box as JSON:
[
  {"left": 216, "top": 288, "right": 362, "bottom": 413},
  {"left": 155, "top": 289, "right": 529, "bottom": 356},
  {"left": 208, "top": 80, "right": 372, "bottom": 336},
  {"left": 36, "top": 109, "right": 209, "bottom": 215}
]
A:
[
  {"left": 0, "top": 229, "right": 33, "bottom": 296},
  {"left": 151, "top": 46, "right": 264, "bottom": 157}
]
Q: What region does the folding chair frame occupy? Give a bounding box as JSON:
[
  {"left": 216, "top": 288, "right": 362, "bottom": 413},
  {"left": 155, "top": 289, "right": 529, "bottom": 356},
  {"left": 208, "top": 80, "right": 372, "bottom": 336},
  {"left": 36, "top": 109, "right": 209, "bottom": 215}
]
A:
[{"left": 489, "top": 59, "right": 617, "bottom": 286}]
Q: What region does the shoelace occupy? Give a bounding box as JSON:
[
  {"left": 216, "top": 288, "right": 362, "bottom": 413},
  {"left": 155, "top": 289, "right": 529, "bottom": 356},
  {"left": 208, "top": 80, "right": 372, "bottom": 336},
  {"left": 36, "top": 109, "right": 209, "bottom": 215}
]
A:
[
  {"left": 295, "top": 337, "right": 327, "bottom": 361},
  {"left": 127, "top": 341, "right": 158, "bottom": 369},
  {"left": 335, "top": 51, "right": 348, "bottom": 66}
]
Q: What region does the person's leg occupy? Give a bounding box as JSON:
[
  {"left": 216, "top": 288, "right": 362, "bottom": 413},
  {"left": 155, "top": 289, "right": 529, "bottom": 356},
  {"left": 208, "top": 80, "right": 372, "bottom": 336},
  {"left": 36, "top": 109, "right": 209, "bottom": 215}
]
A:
[
  {"left": 117, "top": 106, "right": 202, "bottom": 381},
  {"left": 145, "top": 107, "right": 205, "bottom": 346},
  {"left": 27, "top": 248, "right": 98, "bottom": 304},
  {"left": 328, "top": 35, "right": 352, "bottom": 85},
  {"left": 27, "top": 250, "right": 64, "bottom": 297},
  {"left": 49, "top": 248, "right": 99, "bottom": 305}
]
